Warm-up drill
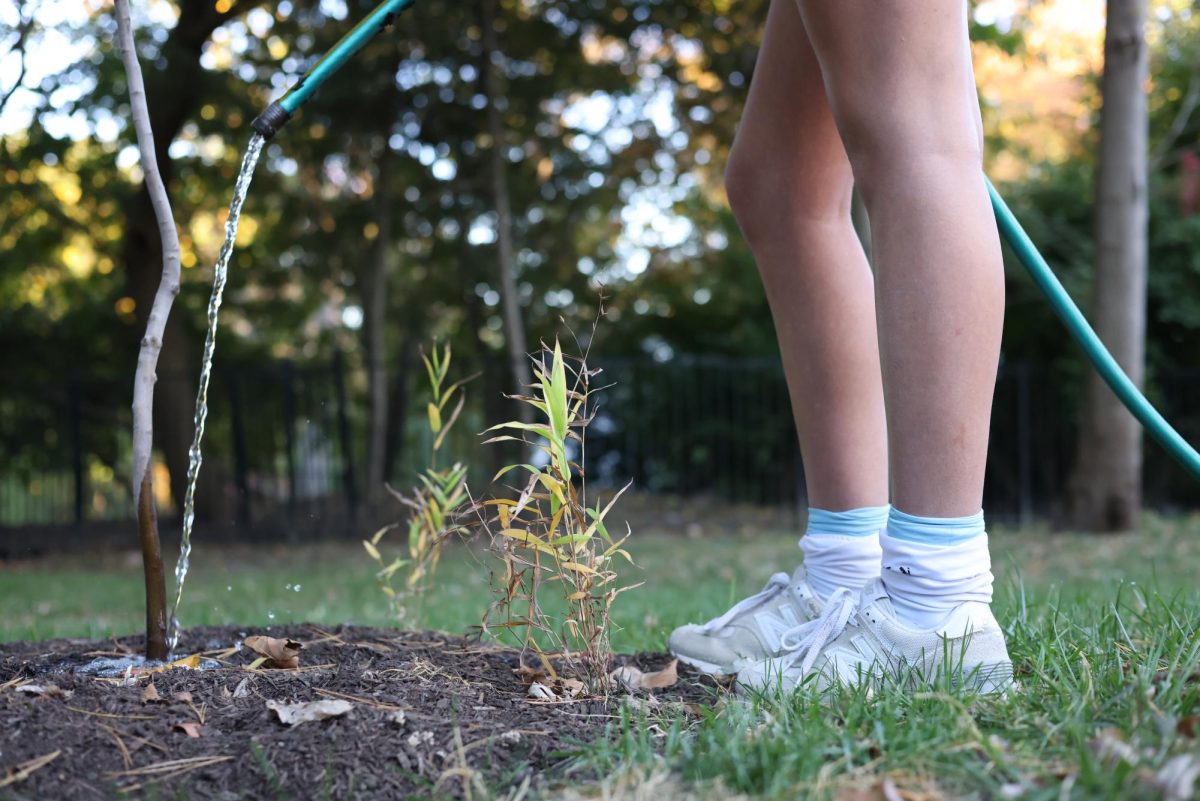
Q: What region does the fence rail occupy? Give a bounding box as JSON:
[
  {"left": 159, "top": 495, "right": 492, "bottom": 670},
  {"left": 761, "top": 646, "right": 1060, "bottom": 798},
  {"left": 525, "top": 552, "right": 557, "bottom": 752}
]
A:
[{"left": 3, "top": 354, "right": 1198, "bottom": 538}]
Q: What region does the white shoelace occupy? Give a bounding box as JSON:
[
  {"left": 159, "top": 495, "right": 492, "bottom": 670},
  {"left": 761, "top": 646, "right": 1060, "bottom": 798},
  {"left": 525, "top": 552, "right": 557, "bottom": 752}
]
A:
[
  {"left": 700, "top": 572, "right": 791, "bottom": 634},
  {"left": 777, "top": 587, "right": 859, "bottom": 676}
]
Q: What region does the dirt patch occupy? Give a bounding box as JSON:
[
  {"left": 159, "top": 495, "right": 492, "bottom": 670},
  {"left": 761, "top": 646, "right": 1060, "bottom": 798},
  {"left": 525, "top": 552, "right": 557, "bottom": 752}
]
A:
[{"left": 0, "top": 625, "right": 725, "bottom": 800}]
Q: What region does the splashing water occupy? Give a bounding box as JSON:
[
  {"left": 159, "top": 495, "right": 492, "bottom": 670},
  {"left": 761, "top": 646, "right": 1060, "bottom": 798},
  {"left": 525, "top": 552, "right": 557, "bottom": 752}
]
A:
[{"left": 168, "top": 133, "right": 266, "bottom": 652}]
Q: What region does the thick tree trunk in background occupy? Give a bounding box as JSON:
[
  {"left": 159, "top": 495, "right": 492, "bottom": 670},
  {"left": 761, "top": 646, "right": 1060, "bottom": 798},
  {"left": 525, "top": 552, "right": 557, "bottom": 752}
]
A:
[
  {"left": 364, "top": 153, "right": 394, "bottom": 503},
  {"left": 1066, "top": 0, "right": 1148, "bottom": 532},
  {"left": 458, "top": 248, "right": 513, "bottom": 478},
  {"left": 482, "top": 0, "right": 532, "bottom": 421}
]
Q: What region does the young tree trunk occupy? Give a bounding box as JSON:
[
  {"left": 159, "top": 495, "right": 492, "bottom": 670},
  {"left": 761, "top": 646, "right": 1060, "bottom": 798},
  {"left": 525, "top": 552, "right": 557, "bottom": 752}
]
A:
[
  {"left": 364, "top": 151, "right": 394, "bottom": 503},
  {"left": 1066, "top": 0, "right": 1148, "bottom": 532},
  {"left": 115, "top": 0, "right": 178, "bottom": 660},
  {"left": 482, "top": 0, "right": 532, "bottom": 420},
  {"left": 119, "top": 0, "right": 268, "bottom": 517}
]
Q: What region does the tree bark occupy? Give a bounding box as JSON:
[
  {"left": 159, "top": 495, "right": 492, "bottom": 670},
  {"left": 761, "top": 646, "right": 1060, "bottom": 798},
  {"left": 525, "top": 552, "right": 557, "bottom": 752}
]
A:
[
  {"left": 482, "top": 0, "right": 532, "bottom": 419},
  {"left": 1066, "top": 0, "right": 1148, "bottom": 532},
  {"left": 364, "top": 150, "right": 394, "bottom": 503},
  {"left": 115, "top": 0, "right": 179, "bottom": 660}
]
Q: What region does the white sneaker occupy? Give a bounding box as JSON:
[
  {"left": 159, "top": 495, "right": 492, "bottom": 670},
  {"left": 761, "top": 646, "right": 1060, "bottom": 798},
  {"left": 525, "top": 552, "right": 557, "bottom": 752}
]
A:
[
  {"left": 734, "top": 578, "right": 1013, "bottom": 694},
  {"left": 668, "top": 566, "right": 826, "bottom": 676}
]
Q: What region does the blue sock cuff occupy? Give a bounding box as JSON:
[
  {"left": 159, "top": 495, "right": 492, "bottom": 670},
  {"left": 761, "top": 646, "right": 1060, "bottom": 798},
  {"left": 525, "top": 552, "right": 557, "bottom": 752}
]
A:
[
  {"left": 805, "top": 505, "right": 890, "bottom": 538},
  {"left": 887, "top": 507, "right": 986, "bottom": 545}
]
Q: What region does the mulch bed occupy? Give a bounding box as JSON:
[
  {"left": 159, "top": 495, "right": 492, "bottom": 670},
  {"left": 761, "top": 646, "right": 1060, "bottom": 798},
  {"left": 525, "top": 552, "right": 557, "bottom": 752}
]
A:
[{"left": 0, "top": 625, "right": 724, "bottom": 800}]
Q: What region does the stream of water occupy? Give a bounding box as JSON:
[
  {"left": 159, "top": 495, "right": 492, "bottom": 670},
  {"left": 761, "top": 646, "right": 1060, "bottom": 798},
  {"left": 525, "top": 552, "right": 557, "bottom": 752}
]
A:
[{"left": 167, "top": 133, "right": 266, "bottom": 652}]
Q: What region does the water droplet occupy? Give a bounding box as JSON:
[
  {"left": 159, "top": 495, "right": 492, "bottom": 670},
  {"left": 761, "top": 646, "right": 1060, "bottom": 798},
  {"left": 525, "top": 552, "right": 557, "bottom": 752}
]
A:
[
  {"left": 227, "top": 585, "right": 232, "bottom": 592},
  {"left": 294, "top": 584, "right": 302, "bottom": 592},
  {"left": 267, "top": 611, "right": 276, "bottom": 620}
]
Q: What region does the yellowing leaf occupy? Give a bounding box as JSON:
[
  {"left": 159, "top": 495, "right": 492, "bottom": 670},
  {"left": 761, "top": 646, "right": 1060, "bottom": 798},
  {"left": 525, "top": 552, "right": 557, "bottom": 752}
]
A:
[
  {"left": 243, "top": 636, "right": 303, "bottom": 670},
  {"left": 611, "top": 660, "right": 678, "bottom": 691},
  {"left": 362, "top": 539, "right": 382, "bottom": 561},
  {"left": 427, "top": 402, "right": 442, "bottom": 433}
]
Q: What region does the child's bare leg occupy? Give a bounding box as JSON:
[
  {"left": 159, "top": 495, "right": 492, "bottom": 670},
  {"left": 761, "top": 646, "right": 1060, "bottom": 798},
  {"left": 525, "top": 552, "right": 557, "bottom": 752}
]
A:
[
  {"left": 725, "top": 0, "right": 890, "bottom": 598},
  {"left": 797, "top": 0, "right": 1004, "bottom": 625}
]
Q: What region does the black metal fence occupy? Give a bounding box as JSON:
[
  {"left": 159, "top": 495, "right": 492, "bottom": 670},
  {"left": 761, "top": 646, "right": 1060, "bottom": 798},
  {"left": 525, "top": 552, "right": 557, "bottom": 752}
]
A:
[{"left": 3, "top": 354, "right": 1199, "bottom": 540}]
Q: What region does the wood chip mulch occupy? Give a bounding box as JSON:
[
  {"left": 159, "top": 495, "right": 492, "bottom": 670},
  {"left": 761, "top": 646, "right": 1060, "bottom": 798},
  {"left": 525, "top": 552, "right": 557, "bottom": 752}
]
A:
[{"left": 0, "top": 625, "right": 725, "bottom": 799}]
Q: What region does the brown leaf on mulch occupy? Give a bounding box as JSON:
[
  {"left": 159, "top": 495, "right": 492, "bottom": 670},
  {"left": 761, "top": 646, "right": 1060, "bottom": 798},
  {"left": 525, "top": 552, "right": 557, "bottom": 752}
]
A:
[
  {"left": 266, "top": 699, "right": 354, "bottom": 726},
  {"left": 513, "top": 664, "right": 548, "bottom": 685},
  {"left": 141, "top": 682, "right": 163, "bottom": 704},
  {"left": 174, "top": 721, "right": 202, "bottom": 738},
  {"left": 610, "top": 659, "right": 678, "bottom": 691},
  {"left": 14, "top": 683, "right": 72, "bottom": 700},
  {"left": 243, "top": 636, "right": 303, "bottom": 669}
]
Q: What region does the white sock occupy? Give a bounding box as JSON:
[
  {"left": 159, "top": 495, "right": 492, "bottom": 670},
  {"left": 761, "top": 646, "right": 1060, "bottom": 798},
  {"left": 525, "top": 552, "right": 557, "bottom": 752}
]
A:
[
  {"left": 881, "top": 507, "right": 994, "bottom": 630},
  {"left": 799, "top": 506, "right": 888, "bottom": 600}
]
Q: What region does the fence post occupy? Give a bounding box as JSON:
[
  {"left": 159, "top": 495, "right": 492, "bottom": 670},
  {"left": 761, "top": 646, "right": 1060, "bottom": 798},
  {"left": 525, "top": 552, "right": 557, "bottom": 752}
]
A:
[
  {"left": 282, "top": 361, "right": 298, "bottom": 519},
  {"left": 227, "top": 370, "right": 251, "bottom": 526},
  {"left": 70, "top": 372, "right": 84, "bottom": 527},
  {"left": 333, "top": 349, "right": 358, "bottom": 521},
  {"left": 1016, "top": 362, "right": 1034, "bottom": 526}
]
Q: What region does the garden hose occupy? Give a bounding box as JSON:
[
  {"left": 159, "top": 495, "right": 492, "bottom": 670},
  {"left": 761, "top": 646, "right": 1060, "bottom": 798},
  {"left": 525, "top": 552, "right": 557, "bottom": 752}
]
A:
[
  {"left": 987, "top": 177, "right": 1200, "bottom": 481},
  {"left": 251, "top": 0, "right": 416, "bottom": 139}
]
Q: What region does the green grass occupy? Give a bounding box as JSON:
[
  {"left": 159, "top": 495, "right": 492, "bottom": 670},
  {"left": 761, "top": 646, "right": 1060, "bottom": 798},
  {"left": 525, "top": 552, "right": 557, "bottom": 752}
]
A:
[{"left": 3, "top": 513, "right": 1200, "bottom": 799}]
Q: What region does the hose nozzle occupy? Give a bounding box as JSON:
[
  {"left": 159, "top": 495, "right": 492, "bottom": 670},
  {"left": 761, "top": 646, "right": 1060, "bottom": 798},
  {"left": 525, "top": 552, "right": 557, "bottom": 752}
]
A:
[{"left": 250, "top": 101, "right": 292, "bottom": 140}]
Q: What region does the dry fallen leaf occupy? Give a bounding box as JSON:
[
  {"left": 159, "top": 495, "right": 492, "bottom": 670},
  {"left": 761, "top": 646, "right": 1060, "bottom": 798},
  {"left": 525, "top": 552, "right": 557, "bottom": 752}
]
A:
[
  {"left": 15, "top": 684, "right": 72, "bottom": 701},
  {"left": 231, "top": 678, "right": 252, "bottom": 698},
  {"left": 527, "top": 682, "right": 556, "bottom": 700},
  {"left": 174, "top": 721, "right": 202, "bottom": 738},
  {"left": 560, "top": 678, "right": 585, "bottom": 699},
  {"left": 172, "top": 691, "right": 194, "bottom": 705},
  {"left": 141, "top": 682, "right": 163, "bottom": 704},
  {"left": 243, "top": 636, "right": 303, "bottom": 670},
  {"left": 610, "top": 660, "right": 678, "bottom": 691},
  {"left": 513, "top": 665, "right": 548, "bottom": 686},
  {"left": 266, "top": 699, "right": 353, "bottom": 726}
]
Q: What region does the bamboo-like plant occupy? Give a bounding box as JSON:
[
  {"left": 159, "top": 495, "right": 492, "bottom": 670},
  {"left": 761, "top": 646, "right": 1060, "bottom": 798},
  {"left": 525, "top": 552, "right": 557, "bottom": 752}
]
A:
[
  {"left": 364, "top": 344, "right": 472, "bottom": 620},
  {"left": 480, "top": 340, "right": 634, "bottom": 692}
]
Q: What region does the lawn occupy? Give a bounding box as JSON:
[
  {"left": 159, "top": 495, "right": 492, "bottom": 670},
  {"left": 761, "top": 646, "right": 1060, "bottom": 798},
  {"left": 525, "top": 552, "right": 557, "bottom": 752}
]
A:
[{"left": 3, "top": 513, "right": 1200, "bottom": 799}]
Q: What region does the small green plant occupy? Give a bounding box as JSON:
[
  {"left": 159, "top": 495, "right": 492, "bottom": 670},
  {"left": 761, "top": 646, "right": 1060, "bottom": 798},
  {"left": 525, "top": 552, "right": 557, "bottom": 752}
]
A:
[
  {"left": 480, "top": 339, "right": 634, "bottom": 692},
  {"left": 364, "top": 343, "right": 472, "bottom": 621}
]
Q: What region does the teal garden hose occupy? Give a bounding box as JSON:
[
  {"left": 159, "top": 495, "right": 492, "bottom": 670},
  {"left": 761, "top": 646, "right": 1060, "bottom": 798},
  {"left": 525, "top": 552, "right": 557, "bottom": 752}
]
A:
[
  {"left": 247, "top": 0, "right": 1200, "bottom": 482},
  {"left": 988, "top": 177, "right": 1200, "bottom": 481},
  {"left": 251, "top": 0, "right": 415, "bottom": 139}
]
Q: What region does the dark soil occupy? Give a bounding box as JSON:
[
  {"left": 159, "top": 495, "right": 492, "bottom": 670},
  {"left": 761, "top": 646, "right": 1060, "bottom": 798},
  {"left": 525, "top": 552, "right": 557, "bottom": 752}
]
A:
[{"left": 0, "top": 625, "right": 724, "bottom": 800}]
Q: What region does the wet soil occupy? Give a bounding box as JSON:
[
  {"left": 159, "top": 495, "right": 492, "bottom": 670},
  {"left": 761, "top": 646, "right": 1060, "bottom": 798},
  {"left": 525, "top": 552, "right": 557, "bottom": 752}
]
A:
[{"left": 0, "top": 625, "right": 724, "bottom": 800}]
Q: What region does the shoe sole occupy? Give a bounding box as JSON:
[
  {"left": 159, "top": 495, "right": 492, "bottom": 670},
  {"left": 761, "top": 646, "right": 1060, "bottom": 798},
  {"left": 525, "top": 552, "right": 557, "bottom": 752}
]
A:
[
  {"left": 670, "top": 650, "right": 735, "bottom": 678},
  {"left": 956, "top": 660, "right": 1014, "bottom": 695},
  {"left": 733, "top": 659, "right": 1016, "bottom": 695}
]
